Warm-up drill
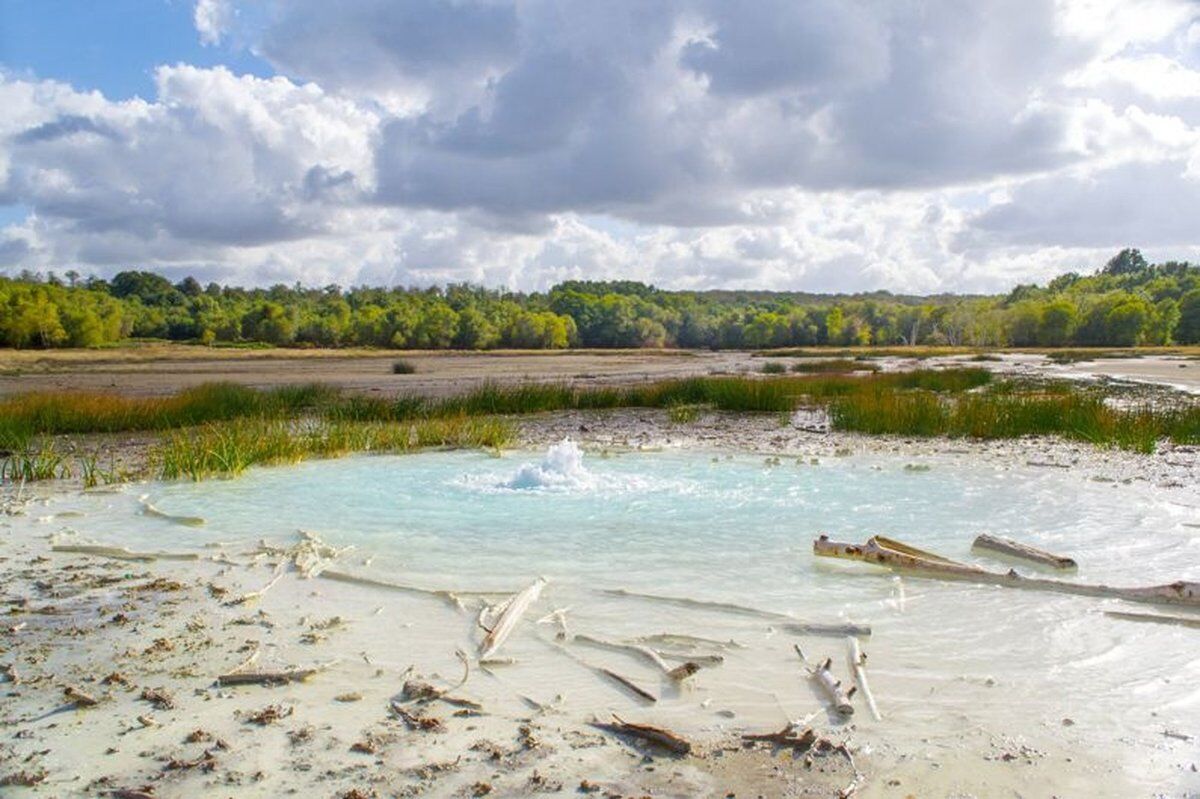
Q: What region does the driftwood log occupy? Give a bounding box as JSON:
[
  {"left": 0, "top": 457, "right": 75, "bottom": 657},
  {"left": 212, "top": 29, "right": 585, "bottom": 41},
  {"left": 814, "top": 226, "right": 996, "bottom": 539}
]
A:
[
  {"left": 598, "top": 667, "right": 657, "bottom": 703},
  {"left": 138, "top": 497, "right": 204, "bottom": 527},
  {"left": 781, "top": 622, "right": 872, "bottom": 638},
  {"left": 591, "top": 715, "right": 691, "bottom": 755},
  {"left": 846, "top": 638, "right": 881, "bottom": 721},
  {"left": 479, "top": 578, "right": 547, "bottom": 659},
  {"left": 1104, "top": 610, "right": 1200, "bottom": 629},
  {"left": 571, "top": 633, "right": 702, "bottom": 680},
  {"left": 795, "top": 645, "right": 854, "bottom": 716},
  {"left": 742, "top": 724, "right": 818, "bottom": 751},
  {"left": 971, "top": 534, "right": 1077, "bottom": 570},
  {"left": 813, "top": 535, "right": 1200, "bottom": 608},
  {"left": 602, "top": 588, "right": 792, "bottom": 620},
  {"left": 51, "top": 544, "right": 200, "bottom": 563},
  {"left": 319, "top": 569, "right": 469, "bottom": 609},
  {"left": 216, "top": 669, "right": 318, "bottom": 686}
]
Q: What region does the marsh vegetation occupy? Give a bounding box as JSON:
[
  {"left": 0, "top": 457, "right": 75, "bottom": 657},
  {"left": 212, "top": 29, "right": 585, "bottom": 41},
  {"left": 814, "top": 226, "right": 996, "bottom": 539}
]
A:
[{"left": 1, "top": 366, "right": 1195, "bottom": 482}]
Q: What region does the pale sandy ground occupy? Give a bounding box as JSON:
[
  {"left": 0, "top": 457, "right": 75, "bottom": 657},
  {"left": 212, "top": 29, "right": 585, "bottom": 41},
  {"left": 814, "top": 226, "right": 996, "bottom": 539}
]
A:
[
  {"left": 1060, "top": 355, "right": 1200, "bottom": 394},
  {"left": 0, "top": 349, "right": 739, "bottom": 398},
  {"left": 1, "top": 351, "right": 1198, "bottom": 798},
  {"left": 2, "top": 411, "right": 1198, "bottom": 799},
  {"left": 1, "top": 346, "right": 1197, "bottom": 398}
]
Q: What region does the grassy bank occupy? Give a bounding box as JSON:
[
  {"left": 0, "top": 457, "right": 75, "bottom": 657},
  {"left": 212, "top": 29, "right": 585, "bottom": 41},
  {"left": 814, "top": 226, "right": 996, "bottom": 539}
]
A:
[
  {"left": 829, "top": 391, "right": 1200, "bottom": 453},
  {"left": 0, "top": 369, "right": 993, "bottom": 445},
  {"left": 0, "top": 367, "right": 1195, "bottom": 483},
  {"left": 155, "top": 416, "right": 513, "bottom": 480},
  {"left": 0, "top": 383, "right": 337, "bottom": 449}
]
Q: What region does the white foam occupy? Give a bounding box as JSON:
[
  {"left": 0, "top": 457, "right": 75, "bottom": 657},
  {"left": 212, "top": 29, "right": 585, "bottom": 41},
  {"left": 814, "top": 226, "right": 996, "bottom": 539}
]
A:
[{"left": 504, "top": 439, "right": 593, "bottom": 490}]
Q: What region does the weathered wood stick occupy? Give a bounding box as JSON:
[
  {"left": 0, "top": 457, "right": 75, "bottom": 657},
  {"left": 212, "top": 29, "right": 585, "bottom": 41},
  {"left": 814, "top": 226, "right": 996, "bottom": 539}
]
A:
[
  {"left": 541, "top": 633, "right": 657, "bottom": 703},
  {"left": 813, "top": 535, "right": 1200, "bottom": 608},
  {"left": 971, "top": 534, "right": 1077, "bottom": 570},
  {"left": 1104, "top": 610, "right": 1200, "bottom": 629},
  {"left": 317, "top": 569, "right": 467, "bottom": 610},
  {"left": 742, "top": 724, "right": 818, "bottom": 751},
  {"left": 51, "top": 544, "right": 200, "bottom": 562},
  {"left": 225, "top": 568, "right": 285, "bottom": 606},
  {"left": 631, "top": 632, "right": 746, "bottom": 650},
  {"left": 591, "top": 714, "right": 691, "bottom": 754},
  {"left": 63, "top": 685, "right": 99, "bottom": 707},
  {"left": 872, "top": 535, "right": 965, "bottom": 566},
  {"left": 138, "top": 497, "right": 204, "bottom": 527},
  {"left": 479, "top": 577, "right": 547, "bottom": 659},
  {"left": 598, "top": 667, "right": 657, "bottom": 703},
  {"left": 846, "top": 637, "right": 881, "bottom": 721},
  {"left": 216, "top": 669, "right": 318, "bottom": 686},
  {"left": 572, "top": 633, "right": 673, "bottom": 673},
  {"left": 602, "top": 587, "right": 792, "bottom": 620},
  {"left": 655, "top": 650, "right": 724, "bottom": 667},
  {"left": 795, "top": 645, "right": 853, "bottom": 716},
  {"left": 780, "top": 622, "right": 872, "bottom": 638}
]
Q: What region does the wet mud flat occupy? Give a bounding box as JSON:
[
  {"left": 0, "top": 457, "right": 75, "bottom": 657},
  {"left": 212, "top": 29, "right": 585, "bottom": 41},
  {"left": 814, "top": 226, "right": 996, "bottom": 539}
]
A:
[{"left": 1, "top": 412, "right": 1198, "bottom": 798}]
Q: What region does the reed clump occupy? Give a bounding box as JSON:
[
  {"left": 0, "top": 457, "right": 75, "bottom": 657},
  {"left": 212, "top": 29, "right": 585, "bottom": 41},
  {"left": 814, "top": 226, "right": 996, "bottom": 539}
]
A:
[
  {"left": 828, "top": 389, "right": 1200, "bottom": 453},
  {"left": 0, "top": 382, "right": 338, "bottom": 439},
  {"left": 790, "top": 359, "right": 880, "bottom": 373},
  {"left": 155, "top": 416, "right": 514, "bottom": 480}
]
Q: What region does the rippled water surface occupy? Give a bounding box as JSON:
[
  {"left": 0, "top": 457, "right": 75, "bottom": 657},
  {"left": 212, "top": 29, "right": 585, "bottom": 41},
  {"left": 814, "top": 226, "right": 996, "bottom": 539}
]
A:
[{"left": 38, "top": 442, "right": 1200, "bottom": 790}]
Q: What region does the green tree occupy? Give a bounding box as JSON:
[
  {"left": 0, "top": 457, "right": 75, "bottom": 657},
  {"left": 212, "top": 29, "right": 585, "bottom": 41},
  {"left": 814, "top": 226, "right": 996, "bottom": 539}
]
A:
[
  {"left": 1038, "top": 299, "right": 1077, "bottom": 346},
  {"left": 1175, "top": 289, "right": 1200, "bottom": 344},
  {"left": 1101, "top": 248, "right": 1148, "bottom": 276}
]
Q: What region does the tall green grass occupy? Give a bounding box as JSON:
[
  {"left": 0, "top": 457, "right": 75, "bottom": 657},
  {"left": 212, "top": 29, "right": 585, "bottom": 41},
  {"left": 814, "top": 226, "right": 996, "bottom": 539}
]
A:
[
  {"left": 2, "top": 367, "right": 1192, "bottom": 481},
  {"left": 0, "top": 382, "right": 338, "bottom": 440},
  {"left": 0, "top": 370, "right": 993, "bottom": 441},
  {"left": 155, "top": 416, "right": 514, "bottom": 480},
  {"left": 791, "top": 359, "right": 880, "bottom": 374},
  {"left": 829, "top": 390, "right": 1200, "bottom": 453}
]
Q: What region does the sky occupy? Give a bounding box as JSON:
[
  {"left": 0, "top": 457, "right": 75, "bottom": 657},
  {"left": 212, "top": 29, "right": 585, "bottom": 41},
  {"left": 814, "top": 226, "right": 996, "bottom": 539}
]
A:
[{"left": 1, "top": 0, "right": 1200, "bottom": 293}]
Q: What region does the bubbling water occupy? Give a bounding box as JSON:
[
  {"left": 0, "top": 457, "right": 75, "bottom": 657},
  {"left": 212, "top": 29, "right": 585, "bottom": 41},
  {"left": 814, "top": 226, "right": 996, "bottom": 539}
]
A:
[{"left": 503, "top": 439, "right": 592, "bottom": 490}]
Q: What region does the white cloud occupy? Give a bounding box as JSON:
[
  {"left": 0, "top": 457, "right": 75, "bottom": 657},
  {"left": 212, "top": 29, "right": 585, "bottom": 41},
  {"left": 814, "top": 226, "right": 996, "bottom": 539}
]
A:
[
  {"left": 194, "top": 0, "right": 233, "bottom": 46},
  {"left": 3, "top": 0, "right": 1200, "bottom": 292}
]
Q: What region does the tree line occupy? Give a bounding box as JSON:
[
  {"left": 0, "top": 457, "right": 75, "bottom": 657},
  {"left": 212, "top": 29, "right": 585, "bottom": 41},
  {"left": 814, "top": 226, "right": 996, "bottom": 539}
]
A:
[{"left": 2, "top": 249, "right": 1199, "bottom": 350}]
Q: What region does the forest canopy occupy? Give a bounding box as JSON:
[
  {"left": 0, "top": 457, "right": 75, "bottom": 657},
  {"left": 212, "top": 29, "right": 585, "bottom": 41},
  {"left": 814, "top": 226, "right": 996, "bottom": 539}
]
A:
[{"left": 2, "top": 249, "right": 1199, "bottom": 350}]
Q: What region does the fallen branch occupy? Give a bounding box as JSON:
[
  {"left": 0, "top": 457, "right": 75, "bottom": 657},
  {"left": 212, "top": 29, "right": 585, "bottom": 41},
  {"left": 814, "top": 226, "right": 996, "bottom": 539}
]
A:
[
  {"left": 63, "top": 685, "right": 98, "bottom": 707},
  {"left": 318, "top": 569, "right": 467, "bottom": 610},
  {"left": 400, "top": 650, "right": 478, "bottom": 708},
  {"left": 971, "top": 534, "right": 1077, "bottom": 570},
  {"left": 591, "top": 714, "right": 691, "bottom": 755},
  {"left": 742, "top": 724, "right": 817, "bottom": 751},
  {"left": 479, "top": 577, "right": 547, "bottom": 659},
  {"left": 871, "top": 535, "right": 965, "bottom": 566},
  {"left": 813, "top": 535, "right": 1200, "bottom": 608},
  {"left": 536, "top": 607, "right": 571, "bottom": 640},
  {"left": 795, "top": 645, "right": 854, "bottom": 717},
  {"left": 572, "top": 632, "right": 705, "bottom": 681},
  {"left": 1104, "top": 610, "right": 1200, "bottom": 629},
  {"left": 51, "top": 543, "right": 199, "bottom": 563},
  {"left": 389, "top": 701, "right": 444, "bottom": 732},
  {"left": 780, "top": 622, "right": 872, "bottom": 639},
  {"left": 541, "top": 634, "right": 657, "bottom": 703},
  {"left": 656, "top": 650, "right": 724, "bottom": 667},
  {"left": 602, "top": 587, "right": 792, "bottom": 620},
  {"left": 225, "top": 566, "right": 285, "bottom": 607},
  {"left": 138, "top": 496, "right": 204, "bottom": 527},
  {"left": 598, "top": 667, "right": 657, "bottom": 703},
  {"left": 217, "top": 669, "right": 318, "bottom": 686},
  {"left": 631, "top": 632, "right": 745, "bottom": 650},
  {"left": 846, "top": 638, "right": 881, "bottom": 721}
]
